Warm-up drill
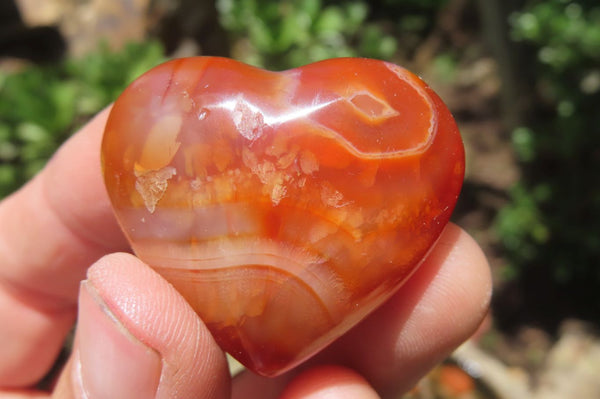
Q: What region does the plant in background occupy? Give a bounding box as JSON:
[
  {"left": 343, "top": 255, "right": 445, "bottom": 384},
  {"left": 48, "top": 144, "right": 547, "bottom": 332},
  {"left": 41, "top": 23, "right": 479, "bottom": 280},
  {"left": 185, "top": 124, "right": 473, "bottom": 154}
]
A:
[
  {"left": 0, "top": 41, "right": 164, "bottom": 198},
  {"left": 497, "top": 0, "right": 600, "bottom": 293},
  {"left": 371, "top": 0, "right": 450, "bottom": 56},
  {"left": 216, "top": 0, "right": 398, "bottom": 69}
]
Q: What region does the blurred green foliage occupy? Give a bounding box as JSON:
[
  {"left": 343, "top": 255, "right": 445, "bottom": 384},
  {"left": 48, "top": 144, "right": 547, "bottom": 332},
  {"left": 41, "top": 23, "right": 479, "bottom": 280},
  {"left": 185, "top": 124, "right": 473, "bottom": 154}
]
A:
[
  {"left": 216, "top": 0, "right": 450, "bottom": 70},
  {"left": 217, "top": 0, "right": 390, "bottom": 68},
  {"left": 0, "top": 41, "right": 165, "bottom": 198},
  {"left": 216, "top": 0, "right": 402, "bottom": 69},
  {"left": 497, "top": 0, "right": 600, "bottom": 286}
]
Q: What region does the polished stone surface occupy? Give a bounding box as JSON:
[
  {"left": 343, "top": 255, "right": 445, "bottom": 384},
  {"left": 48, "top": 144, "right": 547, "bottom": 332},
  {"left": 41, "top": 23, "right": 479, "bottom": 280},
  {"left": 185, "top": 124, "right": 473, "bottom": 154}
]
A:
[{"left": 102, "top": 57, "right": 465, "bottom": 376}]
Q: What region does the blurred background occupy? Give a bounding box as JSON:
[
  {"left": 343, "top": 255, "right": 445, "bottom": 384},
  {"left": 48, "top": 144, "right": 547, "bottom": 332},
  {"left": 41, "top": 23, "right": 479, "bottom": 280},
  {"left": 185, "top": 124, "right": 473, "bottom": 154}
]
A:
[{"left": 1, "top": 0, "right": 599, "bottom": 397}]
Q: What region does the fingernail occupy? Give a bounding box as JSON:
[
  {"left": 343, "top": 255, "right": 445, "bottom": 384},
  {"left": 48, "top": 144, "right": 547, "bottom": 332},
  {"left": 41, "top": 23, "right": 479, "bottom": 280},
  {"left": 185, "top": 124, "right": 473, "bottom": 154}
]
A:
[{"left": 74, "top": 281, "right": 161, "bottom": 399}]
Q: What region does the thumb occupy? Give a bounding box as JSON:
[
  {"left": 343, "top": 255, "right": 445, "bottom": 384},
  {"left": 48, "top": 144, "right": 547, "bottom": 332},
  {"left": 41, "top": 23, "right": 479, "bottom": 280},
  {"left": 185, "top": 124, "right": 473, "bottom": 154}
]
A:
[
  {"left": 53, "top": 253, "right": 230, "bottom": 399},
  {"left": 54, "top": 279, "right": 160, "bottom": 398}
]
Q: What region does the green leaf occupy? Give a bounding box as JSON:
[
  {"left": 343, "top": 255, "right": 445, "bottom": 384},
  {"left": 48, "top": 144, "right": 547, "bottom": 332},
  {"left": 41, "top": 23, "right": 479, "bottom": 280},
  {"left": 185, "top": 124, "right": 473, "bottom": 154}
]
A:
[
  {"left": 512, "top": 126, "right": 536, "bottom": 162},
  {"left": 314, "top": 6, "right": 346, "bottom": 38},
  {"left": 16, "top": 123, "right": 49, "bottom": 143}
]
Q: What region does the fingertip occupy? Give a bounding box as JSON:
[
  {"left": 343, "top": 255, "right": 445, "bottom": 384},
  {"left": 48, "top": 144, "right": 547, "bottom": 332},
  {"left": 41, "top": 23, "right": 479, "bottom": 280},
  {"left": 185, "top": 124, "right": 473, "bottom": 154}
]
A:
[
  {"left": 434, "top": 223, "right": 493, "bottom": 329},
  {"left": 388, "top": 222, "right": 492, "bottom": 373},
  {"left": 279, "top": 365, "right": 380, "bottom": 399},
  {"left": 391, "top": 223, "right": 492, "bottom": 346},
  {"left": 72, "top": 253, "right": 230, "bottom": 399},
  {"left": 71, "top": 278, "right": 162, "bottom": 398}
]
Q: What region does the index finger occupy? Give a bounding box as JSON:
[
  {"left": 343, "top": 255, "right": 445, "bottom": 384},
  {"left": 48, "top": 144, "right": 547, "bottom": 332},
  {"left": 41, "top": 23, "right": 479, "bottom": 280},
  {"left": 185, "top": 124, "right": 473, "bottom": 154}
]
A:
[{"left": 0, "top": 107, "right": 129, "bottom": 386}]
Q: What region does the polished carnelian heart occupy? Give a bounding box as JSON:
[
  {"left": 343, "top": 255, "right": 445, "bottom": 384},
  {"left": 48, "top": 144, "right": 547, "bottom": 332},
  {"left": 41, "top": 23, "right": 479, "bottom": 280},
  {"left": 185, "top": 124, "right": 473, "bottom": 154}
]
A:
[{"left": 102, "top": 57, "right": 464, "bottom": 376}]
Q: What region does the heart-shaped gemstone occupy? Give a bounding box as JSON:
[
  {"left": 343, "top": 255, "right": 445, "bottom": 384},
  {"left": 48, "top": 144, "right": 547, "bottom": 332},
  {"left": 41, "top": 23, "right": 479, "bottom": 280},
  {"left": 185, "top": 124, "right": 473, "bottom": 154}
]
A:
[{"left": 102, "top": 57, "right": 464, "bottom": 376}]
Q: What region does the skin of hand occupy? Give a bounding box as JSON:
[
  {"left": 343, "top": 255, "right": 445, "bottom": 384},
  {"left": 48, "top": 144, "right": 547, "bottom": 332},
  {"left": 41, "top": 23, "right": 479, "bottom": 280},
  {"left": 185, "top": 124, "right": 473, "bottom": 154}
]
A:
[{"left": 0, "top": 107, "right": 492, "bottom": 399}]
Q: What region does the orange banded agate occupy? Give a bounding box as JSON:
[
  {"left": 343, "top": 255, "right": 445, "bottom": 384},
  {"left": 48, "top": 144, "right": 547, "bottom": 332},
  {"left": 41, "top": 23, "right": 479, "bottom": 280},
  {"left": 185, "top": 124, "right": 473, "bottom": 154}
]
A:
[{"left": 102, "top": 57, "right": 464, "bottom": 376}]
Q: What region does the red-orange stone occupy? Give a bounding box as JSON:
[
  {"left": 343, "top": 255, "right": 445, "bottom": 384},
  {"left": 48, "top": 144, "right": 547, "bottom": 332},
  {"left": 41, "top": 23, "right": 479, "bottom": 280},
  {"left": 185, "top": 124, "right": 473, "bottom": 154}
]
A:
[{"left": 102, "top": 57, "right": 464, "bottom": 376}]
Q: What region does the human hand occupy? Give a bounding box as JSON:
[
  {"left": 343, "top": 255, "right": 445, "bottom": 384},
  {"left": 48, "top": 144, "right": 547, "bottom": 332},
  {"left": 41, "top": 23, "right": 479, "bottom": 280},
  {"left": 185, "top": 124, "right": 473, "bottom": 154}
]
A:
[{"left": 0, "top": 108, "right": 491, "bottom": 399}]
